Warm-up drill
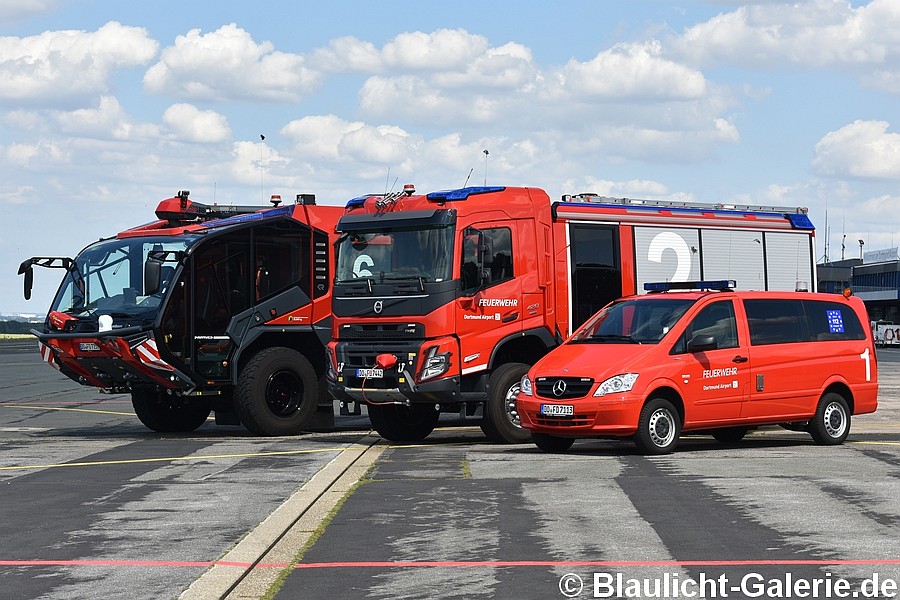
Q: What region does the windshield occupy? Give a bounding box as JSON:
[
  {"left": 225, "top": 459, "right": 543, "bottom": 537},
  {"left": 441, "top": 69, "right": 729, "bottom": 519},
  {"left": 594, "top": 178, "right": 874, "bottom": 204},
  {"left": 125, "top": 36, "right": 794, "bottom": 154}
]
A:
[
  {"left": 335, "top": 226, "right": 454, "bottom": 283},
  {"left": 50, "top": 236, "right": 197, "bottom": 319},
  {"left": 569, "top": 297, "right": 696, "bottom": 344}
]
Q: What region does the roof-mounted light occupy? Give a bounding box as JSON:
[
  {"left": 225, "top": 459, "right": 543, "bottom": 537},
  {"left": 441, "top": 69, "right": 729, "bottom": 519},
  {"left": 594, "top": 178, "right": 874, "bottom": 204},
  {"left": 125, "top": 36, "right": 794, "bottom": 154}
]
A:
[
  {"left": 644, "top": 280, "right": 737, "bottom": 293},
  {"left": 426, "top": 186, "right": 506, "bottom": 203}
]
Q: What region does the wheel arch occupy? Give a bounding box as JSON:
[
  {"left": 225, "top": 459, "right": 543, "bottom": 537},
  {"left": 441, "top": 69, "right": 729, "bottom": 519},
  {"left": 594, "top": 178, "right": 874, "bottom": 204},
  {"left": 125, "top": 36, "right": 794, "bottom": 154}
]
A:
[
  {"left": 822, "top": 380, "right": 854, "bottom": 413},
  {"left": 644, "top": 384, "right": 685, "bottom": 424},
  {"left": 487, "top": 327, "right": 556, "bottom": 370},
  {"left": 233, "top": 327, "right": 327, "bottom": 384}
]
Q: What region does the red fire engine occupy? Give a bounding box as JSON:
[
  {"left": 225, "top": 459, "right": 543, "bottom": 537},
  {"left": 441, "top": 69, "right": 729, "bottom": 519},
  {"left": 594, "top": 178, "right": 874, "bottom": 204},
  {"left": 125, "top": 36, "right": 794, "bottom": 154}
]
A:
[
  {"left": 19, "top": 191, "right": 342, "bottom": 436},
  {"left": 327, "top": 185, "right": 816, "bottom": 443}
]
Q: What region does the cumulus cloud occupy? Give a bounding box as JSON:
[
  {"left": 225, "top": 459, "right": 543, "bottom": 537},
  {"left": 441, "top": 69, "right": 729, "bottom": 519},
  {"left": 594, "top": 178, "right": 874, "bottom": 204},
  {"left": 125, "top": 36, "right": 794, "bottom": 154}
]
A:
[
  {"left": 0, "top": 21, "right": 158, "bottom": 104},
  {"left": 0, "top": 0, "right": 57, "bottom": 25},
  {"left": 53, "top": 96, "right": 159, "bottom": 140},
  {"left": 669, "top": 0, "right": 900, "bottom": 94},
  {"left": 162, "top": 104, "right": 231, "bottom": 143},
  {"left": 813, "top": 120, "right": 900, "bottom": 179},
  {"left": 559, "top": 41, "right": 707, "bottom": 100},
  {"left": 281, "top": 114, "right": 416, "bottom": 166},
  {"left": 143, "top": 23, "right": 321, "bottom": 102}
]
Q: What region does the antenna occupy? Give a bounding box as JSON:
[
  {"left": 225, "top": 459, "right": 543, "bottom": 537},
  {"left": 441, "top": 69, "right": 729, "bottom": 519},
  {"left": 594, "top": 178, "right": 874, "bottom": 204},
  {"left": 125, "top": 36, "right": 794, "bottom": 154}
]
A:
[
  {"left": 259, "top": 134, "right": 266, "bottom": 204},
  {"left": 483, "top": 149, "right": 489, "bottom": 185},
  {"left": 463, "top": 167, "right": 473, "bottom": 188},
  {"left": 384, "top": 166, "right": 390, "bottom": 196}
]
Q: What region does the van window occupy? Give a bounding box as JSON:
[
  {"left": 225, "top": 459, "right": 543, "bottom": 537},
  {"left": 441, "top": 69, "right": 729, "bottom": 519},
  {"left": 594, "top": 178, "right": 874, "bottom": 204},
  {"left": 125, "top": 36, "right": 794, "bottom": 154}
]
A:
[
  {"left": 671, "top": 300, "right": 738, "bottom": 354},
  {"left": 744, "top": 299, "right": 866, "bottom": 345}
]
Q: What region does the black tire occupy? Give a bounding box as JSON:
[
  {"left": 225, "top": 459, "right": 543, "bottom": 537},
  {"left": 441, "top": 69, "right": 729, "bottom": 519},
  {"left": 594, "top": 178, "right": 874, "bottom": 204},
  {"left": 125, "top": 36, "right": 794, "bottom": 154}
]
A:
[
  {"left": 634, "top": 398, "right": 681, "bottom": 455},
  {"left": 367, "top": 403, "right": 439, "bottom": 442},
  {"left": 235, "top": 347, "right": 319, "bottom": 436},
  {"left": 131, "top": 388, "right": 210, "bottom": 433},
  {"left": 808, "top": 392, "right": 851, "bottom": 445},
  {"left": 532, "top": 432, "right": 575, "bottom": 453},
  {"left": 712, "top": 427, "right": 749, "bottom": 444},
  {"left": 481, "top": 363, "right": 532, "bottom": 444}
]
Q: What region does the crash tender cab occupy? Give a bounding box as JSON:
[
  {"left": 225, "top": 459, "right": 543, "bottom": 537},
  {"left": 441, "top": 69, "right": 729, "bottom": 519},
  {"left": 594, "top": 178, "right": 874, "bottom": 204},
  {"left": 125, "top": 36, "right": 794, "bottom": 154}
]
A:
[{"left": 517, "top": 281, "right": 878, "bottom": 454}]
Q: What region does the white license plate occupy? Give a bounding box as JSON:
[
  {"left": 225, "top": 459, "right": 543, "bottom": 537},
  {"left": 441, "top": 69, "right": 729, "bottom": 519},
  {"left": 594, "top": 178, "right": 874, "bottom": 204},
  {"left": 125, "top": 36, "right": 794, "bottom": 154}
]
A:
[
  {"left": 540, "top": 404, "right": 574, "bottom": 416},
  {"left": 356, "top": 368, "right": 384, "bottom": 378}
]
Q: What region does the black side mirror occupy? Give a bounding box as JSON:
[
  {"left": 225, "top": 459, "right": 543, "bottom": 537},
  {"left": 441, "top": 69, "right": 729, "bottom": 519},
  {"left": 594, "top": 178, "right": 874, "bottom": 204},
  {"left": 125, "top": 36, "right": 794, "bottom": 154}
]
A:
[
  {"left": 23, "top": 265, "right": 33, "bottom": 301},
  {"left": 144, "top": 260, "right": 162, "bottom": 295},
  {"left": 688, "top": 334, "right": 718, "bottom": 353}
]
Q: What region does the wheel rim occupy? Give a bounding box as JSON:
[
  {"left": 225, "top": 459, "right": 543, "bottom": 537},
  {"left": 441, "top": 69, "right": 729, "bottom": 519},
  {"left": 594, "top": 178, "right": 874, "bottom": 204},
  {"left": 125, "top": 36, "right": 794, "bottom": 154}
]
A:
[
  {"left": 504, "top": 382, "right": 523, "bottom": 428},
  {"left": 823, "top": 401, "right": 847, "bottom": 439},
  {"left": 265, "top": 370, "right": 303, "bottom": 417},
  {"left": 648, "top": 407, "right": 676, "bottom": 448}
]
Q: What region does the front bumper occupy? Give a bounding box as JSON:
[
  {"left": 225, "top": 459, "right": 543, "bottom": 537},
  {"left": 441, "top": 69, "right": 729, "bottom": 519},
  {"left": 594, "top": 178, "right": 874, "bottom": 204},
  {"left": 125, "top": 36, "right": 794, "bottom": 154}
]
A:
[{"left": 517, "top": 394, "right": 641, "bottom": 438}]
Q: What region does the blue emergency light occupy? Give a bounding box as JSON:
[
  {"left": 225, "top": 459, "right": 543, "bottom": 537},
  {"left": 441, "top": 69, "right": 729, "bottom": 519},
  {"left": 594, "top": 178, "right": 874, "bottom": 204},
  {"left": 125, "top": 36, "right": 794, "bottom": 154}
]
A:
[{"left": 644, "top": 280, "right": 737, "bottom": 292}]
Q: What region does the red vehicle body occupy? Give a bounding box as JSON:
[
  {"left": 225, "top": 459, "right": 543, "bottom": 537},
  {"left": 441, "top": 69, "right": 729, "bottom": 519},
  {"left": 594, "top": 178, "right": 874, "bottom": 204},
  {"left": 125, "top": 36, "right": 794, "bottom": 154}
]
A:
[
  {"left": 326, "top": 185, "right": 817, "bottom": 443},
  {"left": 517, "top": 282, "right": 878, "bottom": 454},
  {"left": 19, "top": 191, "right": 343, "bottom": 435}
]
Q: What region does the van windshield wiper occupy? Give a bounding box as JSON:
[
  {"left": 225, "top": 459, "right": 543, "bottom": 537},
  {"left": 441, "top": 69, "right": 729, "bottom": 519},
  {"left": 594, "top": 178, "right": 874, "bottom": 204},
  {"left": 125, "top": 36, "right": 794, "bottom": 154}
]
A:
[{"left": 576, "top": 334, "right": 639, "bottom": 344}]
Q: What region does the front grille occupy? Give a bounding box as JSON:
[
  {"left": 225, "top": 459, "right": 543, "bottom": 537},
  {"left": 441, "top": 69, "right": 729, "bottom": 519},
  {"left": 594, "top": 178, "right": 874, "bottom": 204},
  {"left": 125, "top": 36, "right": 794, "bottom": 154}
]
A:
[
  {"left": 339, "top": 322, "right": 424, "bottom": 340},
  {"left": 535, "top": 377, "right": 594, "bottom": 399},
  {"left": 533, "top": 413, "right": 594, "bottom": 427}
]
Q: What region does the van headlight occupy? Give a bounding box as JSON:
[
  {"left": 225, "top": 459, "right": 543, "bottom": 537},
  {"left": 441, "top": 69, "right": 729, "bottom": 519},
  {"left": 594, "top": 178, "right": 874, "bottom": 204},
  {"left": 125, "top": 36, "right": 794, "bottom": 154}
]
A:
[
  {"left": 593, "top": 373, "right": 639, "bottom": 397},
  {"left": 520, "top": 374, "right": 533, "bottom": 396}
]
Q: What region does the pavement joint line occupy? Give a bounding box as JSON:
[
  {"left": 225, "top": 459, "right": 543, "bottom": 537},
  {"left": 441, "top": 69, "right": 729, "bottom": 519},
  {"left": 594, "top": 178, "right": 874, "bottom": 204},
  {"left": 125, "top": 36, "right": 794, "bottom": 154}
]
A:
[{"left": 179, "top": 434, "right": 386, "bottom": 600}]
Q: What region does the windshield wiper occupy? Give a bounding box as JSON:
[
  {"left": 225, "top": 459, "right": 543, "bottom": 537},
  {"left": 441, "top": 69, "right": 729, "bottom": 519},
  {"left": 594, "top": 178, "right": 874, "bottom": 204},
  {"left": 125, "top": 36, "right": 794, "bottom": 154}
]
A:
[{"left": 577, "top": 334, "right": 639, "bottom": 344}]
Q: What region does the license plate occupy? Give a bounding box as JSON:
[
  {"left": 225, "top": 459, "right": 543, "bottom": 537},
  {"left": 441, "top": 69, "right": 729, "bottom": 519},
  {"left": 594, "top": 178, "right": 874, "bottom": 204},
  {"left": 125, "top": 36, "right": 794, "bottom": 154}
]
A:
[
  {"left": 78, "top": 342, "right": 101, "bottom": 352},
  {"left": 540, "top": 404, "right": 574, "bottom": 416},
  {"left": 356, "top": 368, "right": 383, "bottom": 378}
]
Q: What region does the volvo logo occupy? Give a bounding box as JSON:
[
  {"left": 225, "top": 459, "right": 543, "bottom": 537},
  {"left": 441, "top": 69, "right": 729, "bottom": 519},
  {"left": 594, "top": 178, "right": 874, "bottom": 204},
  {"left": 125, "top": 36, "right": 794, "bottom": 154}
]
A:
[
  {"left": 552, "top": 380, "right": 567, "bottom": 397},
  {"left": 373, "top": 300, "right": 383, "bottom": 314}
]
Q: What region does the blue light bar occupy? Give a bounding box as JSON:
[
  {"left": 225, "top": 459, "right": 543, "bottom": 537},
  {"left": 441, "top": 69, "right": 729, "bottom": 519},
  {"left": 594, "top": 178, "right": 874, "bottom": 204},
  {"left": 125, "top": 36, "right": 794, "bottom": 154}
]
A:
[
  {"left": 426, "top": 186, "right": 506, "bottom": 202},
  {"left": 644, "top": 280, "right": 737, "bottom": 292},
  {"left": 344, "top": 195, "right": 371, "bottom": 209},
  {"left": 787, "top": 213, "right": 815, "bottom": 230}
]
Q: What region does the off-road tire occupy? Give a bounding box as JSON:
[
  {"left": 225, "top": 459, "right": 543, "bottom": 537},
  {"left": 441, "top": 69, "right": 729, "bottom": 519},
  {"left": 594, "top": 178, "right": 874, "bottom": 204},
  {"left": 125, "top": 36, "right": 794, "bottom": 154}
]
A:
[
  {"left": 481, "top": 362, "right": 532, "bottom": 444},
  {"left": 131, "top": 388, "right": 210, "bottom": 433},
  {"left": 367, "top": 404, "right": 439, "bottom": 442},
  {"left": 235, "top": 347, "right": 319, "bottom": 436}
]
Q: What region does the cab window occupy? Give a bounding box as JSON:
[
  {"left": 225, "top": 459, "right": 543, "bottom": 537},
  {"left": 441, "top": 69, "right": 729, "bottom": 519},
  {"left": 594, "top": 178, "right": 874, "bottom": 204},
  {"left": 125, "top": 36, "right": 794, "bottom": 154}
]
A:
[
  {"left": 672, "top": 300, "right": 738, "bottom": 354},
  {"left": 461, "top": 227, "right": 513, "bottom": 293}
]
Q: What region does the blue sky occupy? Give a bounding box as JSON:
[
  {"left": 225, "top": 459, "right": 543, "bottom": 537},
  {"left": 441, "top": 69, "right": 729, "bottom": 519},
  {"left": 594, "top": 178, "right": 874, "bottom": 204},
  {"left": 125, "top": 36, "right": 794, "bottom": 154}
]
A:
[{"left": 2, "top": 0, "right": 899, "bottom": 314}]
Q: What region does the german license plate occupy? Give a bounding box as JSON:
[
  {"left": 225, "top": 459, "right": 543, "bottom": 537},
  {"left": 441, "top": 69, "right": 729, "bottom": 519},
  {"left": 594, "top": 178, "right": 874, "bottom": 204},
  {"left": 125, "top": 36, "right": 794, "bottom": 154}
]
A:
[
  {"left": 540, "top": 404, "right": 574, "bottom": 416},
  {"left": 356, "top": 368, "right": 383, "bottom": 378}
]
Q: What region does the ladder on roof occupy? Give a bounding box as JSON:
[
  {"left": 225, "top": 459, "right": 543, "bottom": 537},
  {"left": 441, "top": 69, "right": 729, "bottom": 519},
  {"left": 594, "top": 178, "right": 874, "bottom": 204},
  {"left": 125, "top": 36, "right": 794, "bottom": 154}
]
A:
[{"left": 561, "top": 193, "right": 808, "bottom": 215}]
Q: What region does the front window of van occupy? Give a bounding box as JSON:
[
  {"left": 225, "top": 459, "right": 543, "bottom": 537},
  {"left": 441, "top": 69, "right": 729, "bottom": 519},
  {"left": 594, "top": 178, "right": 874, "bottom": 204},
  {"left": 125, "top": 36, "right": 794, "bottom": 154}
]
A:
[{"left": 569, "top": 298, "right": 695, "bottom": 344}]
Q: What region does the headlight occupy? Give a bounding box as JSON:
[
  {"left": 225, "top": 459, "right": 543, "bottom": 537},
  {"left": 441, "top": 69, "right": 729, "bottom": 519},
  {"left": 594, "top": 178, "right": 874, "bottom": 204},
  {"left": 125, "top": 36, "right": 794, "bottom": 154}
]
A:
[
  {"left": 325, "top": 347, "right": 338, "bottom": 381},
  {"left": 520, "top": 374, "right": 533, "bottom": 396},
  {"left": 593, "top": 373, "right": 639, "bottom": 397},
  {"left": 419, "top": 346, "right": 450, "bottom": 381}
]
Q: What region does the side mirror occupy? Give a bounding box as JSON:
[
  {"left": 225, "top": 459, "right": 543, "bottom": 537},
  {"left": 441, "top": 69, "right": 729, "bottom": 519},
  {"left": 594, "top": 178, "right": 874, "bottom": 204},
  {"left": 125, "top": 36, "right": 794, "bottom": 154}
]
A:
[
  {"left": 144, "top": 260, "right": 162, "bottom": 295},
  {"left": 688, "top": 334, "right": 718, "bottom": 353},
  {"left": 23, "top": 265, "right": 33, "bottom": 301}
]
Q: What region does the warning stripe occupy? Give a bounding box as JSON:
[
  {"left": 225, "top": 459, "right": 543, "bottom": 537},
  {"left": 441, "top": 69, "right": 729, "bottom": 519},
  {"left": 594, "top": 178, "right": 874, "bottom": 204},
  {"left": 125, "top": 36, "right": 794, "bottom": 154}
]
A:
[
  {"left": 134, "top": 337, "right": 173, "bottom": 371},
  {"left": 38, "top": 342, "right": 60, "bottom": 370}
]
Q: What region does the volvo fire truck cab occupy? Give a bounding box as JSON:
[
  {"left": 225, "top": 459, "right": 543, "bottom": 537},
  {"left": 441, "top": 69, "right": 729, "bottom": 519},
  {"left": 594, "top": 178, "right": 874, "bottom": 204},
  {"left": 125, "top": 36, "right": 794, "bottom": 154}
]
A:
[
  {"left": 326, "top": 185, "right": 816, "bottom": 444},
  {"left": 19, "top": 191, "right": 342, "bottom": 436}
]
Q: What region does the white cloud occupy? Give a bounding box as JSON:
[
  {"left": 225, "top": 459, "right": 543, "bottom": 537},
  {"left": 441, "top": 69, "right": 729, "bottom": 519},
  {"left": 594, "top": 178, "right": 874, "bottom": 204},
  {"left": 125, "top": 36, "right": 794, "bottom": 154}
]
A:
[
  {"left": 670, "top": 0, "right": 900, "bottom": 94},
  {"left": 143, "top": 23, "right": 321, "bottom": 102},
  {"left": 0, "top": 0, "right": 57, "bottom": 25},
  {"left": 0, "top": 21, "right": 158, "bottom": 104},
  {"left": 162, "top": 103, "right": 231, "bottom": 143},
  {"left": 559, "top": 41, "right": 707, "bottom": 100},
  {"left": 382, "top": 29, "right": 489, "bottom": 70},
  {"left": 813, "top": 120, "right": 900, "bottom": 179},
  {"left": 53, "top": 96, "right": 160, "bottom": 140}
]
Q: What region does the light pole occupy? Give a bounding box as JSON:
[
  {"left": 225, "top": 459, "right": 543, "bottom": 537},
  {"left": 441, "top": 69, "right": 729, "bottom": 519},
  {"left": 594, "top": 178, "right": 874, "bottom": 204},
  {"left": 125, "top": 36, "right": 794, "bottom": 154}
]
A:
[{"left": 858, "top": 239, "right": 865, "bottom": 260}]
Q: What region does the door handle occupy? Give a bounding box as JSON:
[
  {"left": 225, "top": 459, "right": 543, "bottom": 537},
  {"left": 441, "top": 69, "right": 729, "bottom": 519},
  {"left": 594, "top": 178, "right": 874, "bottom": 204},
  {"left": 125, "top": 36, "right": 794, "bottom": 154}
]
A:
[
  {"left": 732, "top": 355, "right": 749, "bottom": 363},
  {"left": 501, "top": 312, "right": 519, "bottom": 323}
]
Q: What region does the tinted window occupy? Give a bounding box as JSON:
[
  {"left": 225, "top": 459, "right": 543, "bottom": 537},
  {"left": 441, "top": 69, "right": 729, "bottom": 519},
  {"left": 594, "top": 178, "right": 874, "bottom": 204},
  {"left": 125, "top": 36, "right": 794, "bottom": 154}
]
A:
[
  {"left": 461, "top": 226, "right": 513, "bottom": 292},
  {"left": 744, "top": 299, "right": 865, "bottom": 345},
  {"left": 672, "top": 300, "right": 738, "bottom": 354}
]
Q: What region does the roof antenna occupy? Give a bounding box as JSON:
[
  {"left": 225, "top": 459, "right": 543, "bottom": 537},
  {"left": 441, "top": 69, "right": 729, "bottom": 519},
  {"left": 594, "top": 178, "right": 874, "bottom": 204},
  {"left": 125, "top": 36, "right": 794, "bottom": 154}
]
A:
[
  {"left": 259, "top": 134, "right": 266, "bottom": 204},
  {"left": 463, "top": 167, "right": 473, "bottom": 188},
  {"left": 483, "top": 149, "right": 489, "bottom": 186}
]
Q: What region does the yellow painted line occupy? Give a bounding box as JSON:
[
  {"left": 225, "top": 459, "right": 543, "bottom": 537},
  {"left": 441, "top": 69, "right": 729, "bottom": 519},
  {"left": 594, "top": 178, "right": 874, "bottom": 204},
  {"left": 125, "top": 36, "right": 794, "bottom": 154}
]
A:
[
  {"left": 850, "top": 440, "right": 900, "bottom": 447},
  {"left": 0, "top": 446, "right": 350, "bottom": 472},
  {"left": 4, "top": 404, "right": 134, "bottom": 417}
]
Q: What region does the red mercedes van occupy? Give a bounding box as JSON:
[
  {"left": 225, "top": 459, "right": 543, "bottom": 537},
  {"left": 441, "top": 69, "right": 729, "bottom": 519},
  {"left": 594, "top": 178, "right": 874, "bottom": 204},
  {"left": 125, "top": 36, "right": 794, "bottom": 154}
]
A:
[{"left": 517, "top": 281, "right": 878, "bottom": 454}]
